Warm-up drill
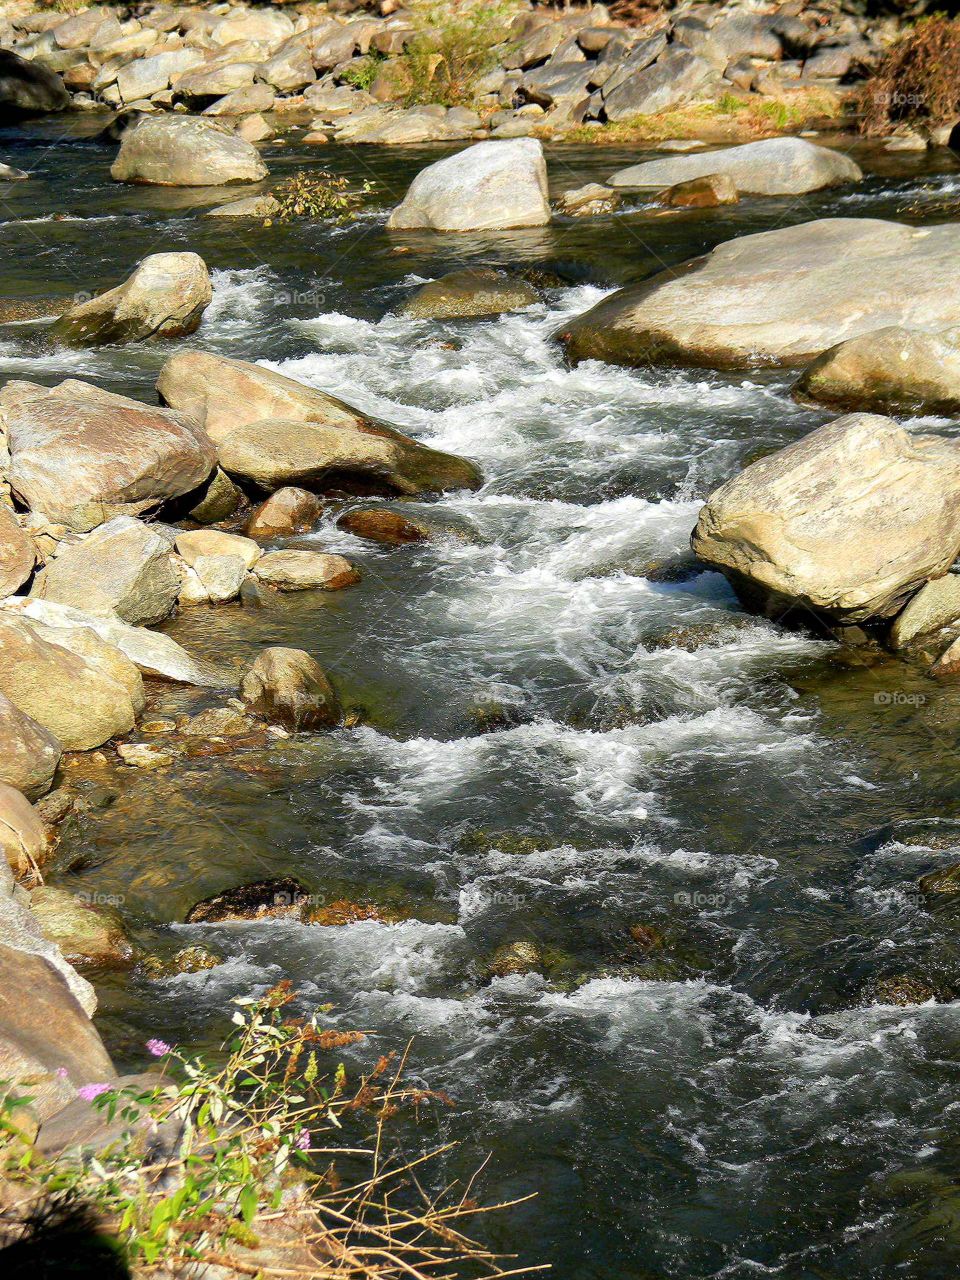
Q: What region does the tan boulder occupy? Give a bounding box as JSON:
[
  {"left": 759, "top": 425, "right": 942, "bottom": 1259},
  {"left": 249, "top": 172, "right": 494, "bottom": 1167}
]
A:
[
  {"left": 254, "top": 550, "right": 358, "bottom": 591},
  {"left": 246, "top": 487, "right": 323, "bottom": 537},
  {"left": 175, "top": 528, "right": 261, "bottom": 570},
  {"left": 49, "top": 252, "right": 212, "bottom": 348},
  {"left": 396, "top": 269, "right": 539, "bottom": 320},
  {"left": 179, "top": 554, "right": 248, "bottom": 605},
  {"left": 29, "top": 885, "right": 136, "bottom": 968},
  {"left": 240, "top": 646, "right": 341, "bottom": 729},
  {"left": 0, "top": 691, "right": 61, "bottom": 799},
  {"left": 794, "top": 326, "right": 960, "bottom": 415},
  {"left": 0, "top": 503, "right": 36, "bottom": 599},
  {"left": 890, "top": 576, "right": 960, "bottom": 651},
  {"left": 3, "top": 379, "right": 216, "bottom": 531},
  {"left": 111, "top": 115, "right": 268, "bottom": 186},
  {"left": 691, "top": 414, "right": 960, "bottom": 623},
  {"left": 0, "top": 781, "right": 50, "bottom": 879},
  {"left": 0, "top": 615, "right": 140, "bottom": 749},
  {"left": 661, "top": 173, "right": 739, "bottom": 208},
  {"left": 338, "top": 508, "right": 429, "bottom": 545}
]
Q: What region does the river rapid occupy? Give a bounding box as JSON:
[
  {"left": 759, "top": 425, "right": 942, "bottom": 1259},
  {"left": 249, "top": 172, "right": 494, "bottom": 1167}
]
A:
[{"left": 6, "top": 117, "right": 960, "bottom": 1278}]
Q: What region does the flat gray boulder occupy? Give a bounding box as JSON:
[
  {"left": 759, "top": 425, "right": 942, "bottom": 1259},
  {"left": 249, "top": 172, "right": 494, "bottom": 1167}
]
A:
[
  {"left": 558, "top": 218, "right": 960, "bottom": 370},
  {"left": 691, "top": 414, "right": 960, "bottom": 623},
  {"left": 794, "top": 325, "right": 960, "bottom": 415},
  {"left": 387, "top": 139, "right": 550, "bottom": 232},
  {"left": 603, "top": 46, "right": 716, "bottom": 122},
  {"left": 50, "top": 252, "right": 212, "bottom": 347},
  {"left": 608, "top": 137, "right": 862, "bottom": 196},
  {"left": 111, "top": 115, "right": 268, "bottom": 187}
]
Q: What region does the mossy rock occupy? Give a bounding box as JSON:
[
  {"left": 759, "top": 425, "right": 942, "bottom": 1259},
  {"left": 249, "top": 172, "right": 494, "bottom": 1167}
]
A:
[
  {"left": 862, "top": 975, "right": 940, "bottom": 1007},
  {"left": 29, "top": 885, "right": 136, "bottom": 968},
  {"left": 919, "top": 862, "right": 960, "bottom": 895},
  {"left": 485, "top": 939, "right": 543, "bottom": 979},
  {"left": 140, "top": 945, "right": 224, "bottom": 978}
]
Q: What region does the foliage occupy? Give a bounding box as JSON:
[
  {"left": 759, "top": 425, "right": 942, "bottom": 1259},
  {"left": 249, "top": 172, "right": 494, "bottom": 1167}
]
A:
[
  {"left": 340, "top": 53, "right": 387, "bottom": 94},
  {"left": 272, "top": 171, "right": 373, "bottom": 223},
  {"left": 0, "top": 987, "right": 537, "bottom": 1280},
  {"left": 860, "top": 17, "right": 960, "bottom": 135},
  {"left": 399, "top": 0, "right": 518, "bottom": 108}
]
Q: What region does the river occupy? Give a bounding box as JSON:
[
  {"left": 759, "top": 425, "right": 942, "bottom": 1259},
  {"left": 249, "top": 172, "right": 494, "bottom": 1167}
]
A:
[{"left": 5, "top": 115, "right": 960, "bottom": 1278}]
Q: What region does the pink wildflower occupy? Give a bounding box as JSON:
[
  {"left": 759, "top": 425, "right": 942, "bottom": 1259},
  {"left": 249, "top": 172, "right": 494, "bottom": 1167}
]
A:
[
  {"left": 77, "top": 1082, "right": 111, "bottom": 1102},
  {"left": 146, "top": 1038, "right": 172, "bottom": 1058}
]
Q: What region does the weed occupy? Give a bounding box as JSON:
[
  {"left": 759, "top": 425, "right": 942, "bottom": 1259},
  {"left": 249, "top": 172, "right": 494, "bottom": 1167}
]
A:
[
  {"left": 272, "top": 171, "right": 373, "bottom": 223},
  {"left": 399, "top": 0, "right": 517, "bottom": 108},
  {"left": 860, "top": 17, "right": 960, "bottom": 135}
]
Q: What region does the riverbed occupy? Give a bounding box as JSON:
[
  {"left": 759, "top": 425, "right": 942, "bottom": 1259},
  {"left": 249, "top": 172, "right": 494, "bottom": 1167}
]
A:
[{"left": 6, "top": 117, "right": 960, "bottom": 1278}]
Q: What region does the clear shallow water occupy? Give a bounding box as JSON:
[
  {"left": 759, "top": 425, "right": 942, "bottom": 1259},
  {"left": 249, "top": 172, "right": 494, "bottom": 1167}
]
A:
[{"left": 8, "top": 120, "right": 960, "bottom": 1277}]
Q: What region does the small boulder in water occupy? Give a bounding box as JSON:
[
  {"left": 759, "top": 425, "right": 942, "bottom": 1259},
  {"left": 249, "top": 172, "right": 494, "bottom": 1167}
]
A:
[
  {"left": 246, "top": 487, "right": 324, "bottom": 538},
  {"left": 660, "top": 174, "right": 739, "bottom": 208},
  {"left": 111, "top": 115, "right": 268, "bottom": 187},
  {"left": 396, "top": 269, "right": 539, "bottom": 321},
  {"left": 862, "top": 975, "right": 938, "bottom": 1007},
  {"left": 29, "top": 885, "right": 136, "bottom": 968},
  {"left": 486, "top": 940, "right": 543, "bottom": 979},
  {"left": 338, "top": 508, "right": 429, "bottom": 546},
  {"left": 186, "top": 876, "right": 311, "bottom": 924},
  {"left": 889, "top": 576, "right": 960, "bottom": 651},
  {"left": 240, "top": 646, "right": 342, "bottom": 730},
  {"left": 919, "top": 862, "right": 960, "bottom": 895},
  {"left": 140, "top": 945, "right": 223, "bottom": 978},
  {"left": 50, "top": 252, "right": 213, "bottom": 348},
  {"left": 253, "top": 550, "right": 359, "bottom": 591}
]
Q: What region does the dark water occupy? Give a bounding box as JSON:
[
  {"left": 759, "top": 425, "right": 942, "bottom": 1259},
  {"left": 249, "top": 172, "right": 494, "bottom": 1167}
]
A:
[{"left": 8, "top": 116, "right": 960, "bottom": 1278}]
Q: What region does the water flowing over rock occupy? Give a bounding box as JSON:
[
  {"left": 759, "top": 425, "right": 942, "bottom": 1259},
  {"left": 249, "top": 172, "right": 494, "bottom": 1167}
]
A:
[
  {"left": 558, "top": 219, "right": 960, "bottom": 370},
  {"left": 0, "top": 691, "right": 61, "bottom": 800},
  {"left": 157, "top": 351, "right": 481, "bottom": 496},
  {"left": 240, "top": 647, "right": 342, "bottom": 730},
  {"left": 111, "top": 115, "right": 268, "bottom": 186},
  {"left": 49, "top": 252, "right": 212, "bottom": 347},
  {"left": 608, "top": 138, "right": 862, "bottom": 196},
  {"left": 0, "top": 614, "right": 140, "bottom": 749},
  {"left": 2, "top": 379, "right": 216, "bottom": 531},
  {"left": 794, "top": 326, "right": 960, "bottom": 415},
  {"left": 0, "top": 49, "right": 69, "bottom": 118},
  {"left": 691, "top": 414, "right": 960, "bottom": 623},
  {"left": 397, "top": 269, "right": 540, "bottom": 320},
  {"left": 32, "top": 516, "right": 181, "bottom": 626},
  {"left": 387, "top": 139, "right": 551, "bottom": 232}
]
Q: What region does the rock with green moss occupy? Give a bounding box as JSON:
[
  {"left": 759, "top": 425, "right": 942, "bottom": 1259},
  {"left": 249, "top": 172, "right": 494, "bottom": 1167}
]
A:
[
  {"left": 397, "top": 269, "right": 539, "bottom": 321},
  {"left": 29, "top": 885, "right": 136, "bottom": 968},
  {"left": 140, "top": 945, "right": 223, "bottom": 978},
  {"left": 486, "top": 940, "right": 543, "bottom": 979}
]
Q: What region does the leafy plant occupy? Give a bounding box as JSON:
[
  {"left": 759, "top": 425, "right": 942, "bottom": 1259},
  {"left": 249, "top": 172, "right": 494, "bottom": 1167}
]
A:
[
  {"left": 272, "top": 171, "right": 373, "bottom": 223},
  {"left": 400, "top": 0, "right": 518, "bottom": 108},
  {"left": 860, "top": 16, "right": 960, "bottom": 135},
  {"left": 0, "top": 987, "right": 536, "bottom": 1279},
  {"left": 340, "top": 53, "right": 387, "bottom": 93}
]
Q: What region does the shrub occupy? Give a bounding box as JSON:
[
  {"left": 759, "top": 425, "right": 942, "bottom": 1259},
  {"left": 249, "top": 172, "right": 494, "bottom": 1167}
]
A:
[
  {"left": 0, "top": 987, "right": 536, "bottom": 1279},
  {"left": 400, "top": 0, "right": 518, "bottom": 108},
  {"left": 340, "top": 52, "right": 387, "bottom": 93},
  {"left": 272, "top": 171, "right": 373, "bottom": 223},
  {"left": 860, "top": 17, "right": 960, "bottom": 135}
]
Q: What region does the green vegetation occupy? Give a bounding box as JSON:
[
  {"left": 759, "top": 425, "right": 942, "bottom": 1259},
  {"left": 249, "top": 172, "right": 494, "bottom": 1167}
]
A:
[
  {"left": 272, "top": 171, "right": 373, "bottom": 223},
  {"left": 340, "top": 52, "right": 387, "bottom": 93},
  {"left": 0, "top": 988, "right": 535, "bottom": 1279},
  {"left": 860, "top": 16, "right": 960, "bottom": 135},
  {"left": 399, "top": 0, "right": 517, "bottom": 108}
]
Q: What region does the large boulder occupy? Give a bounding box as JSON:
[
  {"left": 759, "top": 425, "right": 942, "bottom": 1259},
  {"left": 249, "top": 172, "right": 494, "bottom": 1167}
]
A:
[
  {"left": 0, "top": 49, "right": 69, "bottom": 119},
  {"left": 608, "top": 138, "right": 862, "bottom": 196},
  {"left": 0, "top": 614, "right": 140, "bottom": 750},
  {"left": 558, "top": 219, "right": 960, "bottom": 371},
  {"left": 32, "top": 516, "right": 181, "bottom": 626},
  {"left": 0, "top": 504, "right": 36, "bottom": 600},
  {"left": 0, "top": 691, "right": 61, "bottom": 800},
  {"left": 111, "top": 115, "right": 269, "bottom": 187},
  {"left": 603, "top": 46, "right": 716, "bottom": 122},
  {"left": 49, "top": 252, "right": 212, "bottom": 348},
  {"left": 240, "top": 647, "right": 342, "bottom": 729},
  {"left": 157, "top": 351, "right": 481, "bottom": 495},
  {"left": 397, "top": 269, "right": 539, "bottom": 320},
  {"left": 386, "top": 139, "right": 551, "bottom": 232},
  {"left": 794, "top": 326, "right": 960, "bottom": 415},
  {"left": 691, "top": 414, "right": 960, "bottom": 623},
  {"left": 3, "top": 379, "right": 216, "bottom": 531},
  {"left": 29, "top": 886, "right": 135, "bottom": 968}
]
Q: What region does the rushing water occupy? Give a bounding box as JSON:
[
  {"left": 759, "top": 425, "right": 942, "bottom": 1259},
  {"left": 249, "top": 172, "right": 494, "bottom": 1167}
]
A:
[{"left": 8, "top": 116, "right": 960, "bottom": 1277}]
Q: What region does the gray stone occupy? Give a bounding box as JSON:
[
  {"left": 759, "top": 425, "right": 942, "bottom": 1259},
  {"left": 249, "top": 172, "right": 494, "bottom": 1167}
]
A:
[
  {"left": 608, "top": 137, "right": 862, "bottom": 195},
  {"left": 111, "top": 115, "right": 268, "bottom": 186},
  {"left": 603, "top": 47, "right": 715, "bottom": 122},
  {"left": 890, "top": 576, "right": 960, "bottom": 650}
]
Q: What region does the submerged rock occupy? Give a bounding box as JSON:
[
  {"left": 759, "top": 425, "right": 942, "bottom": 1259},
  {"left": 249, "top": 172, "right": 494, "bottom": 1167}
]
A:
[
  {"left": 863, "top": 975, "right": 938, "bottom": 1007},
  {"left": 111, "top": 115, "right": 268, "bottom": 186},
  {"left": 557, "top": 219, "right": 960, "bottom": 371},
  {"left": 2, "top": 378, "right": 216, "bottom": 531},
  {"left": 486, "top": 939, "right": 543, "bottom": 979},
  {"left": 396, "top": 269, "right": 539, "bottom": 320},
  {"left": 29, "top": 885, "right": 135, "bottom": 968},
  {"left": 240, "top": 646, "right": 342, "bottom": 730},
  {"left": 186, "top": 876, "right": 311, "bottom": 924},
  {"left": 919, "top": 862, "right": 960, "bottom": 894},
  {"left": 691, "top": 414, "right": 960, "bottom": 624},
  {"left": 609, "top": 138, "right": 861, "bottom": 196},
  {"left": 206, "top": 194, "right": 280, "bottom": 218},
  {"left": 0, "top": 691, "right": 61, "bottom": 800},
  {"left": 50, "top": 253, "right": 212, "bottom": 348},
  {"left": 387, "top": 139, "right": 551, "bottom": 232},
  {"left": 794, "top": 326, "right": 960, "bottom": 415},
  {"left": 140, "top": 945, "right": 223, "bottom": 978}
]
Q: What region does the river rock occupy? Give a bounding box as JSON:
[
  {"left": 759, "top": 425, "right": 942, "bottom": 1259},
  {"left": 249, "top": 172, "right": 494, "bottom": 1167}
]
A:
[
  {"left": 186, "top": 875, "right": 310, "bottom": 923},
  {"left": 111, "top": 115, "right": 268, "bottom": 186},
  {"left": 0, "top": 504, "right": 36, "bottom": 599},
  {"left": 397, "top": 269, "right": 539, "bottom": 320},
  {"left": 206, "top": 193, "right": 280, "bottom": 218},
  {"left": 187, "top": 468, "right": 243, "bottom": 524},
  {"left": 32, "top": 516, "right": 181, "bottom": 626},
  {"left": 175, "top": 528, "right": 261, "bottom": 571},
  {"left": 29, "top": 885, "right": 135, "bottom": 968},
  {"left": 253, "top": 550, "right": 359, "bottom": 591},
  {"left": 114, "top": 49, "right": 204, "bottom": 103},
  {"left": 175, "top": 61, "right": 257, "bottom": 101},
  {"left": 555, "top": 183, "right": 621, "bottom": 216},
  {"left": 25, "top": 615, "right": 145, "bottom": 716},
  {"left": 609, "top": 138, "right": 862, "bottom": 196},
  {"left": 240, "top": 647, "right": 342, "bottom": 730},
  {"left": 180, "top": 554, "right": 248, "bottom": 605},
  {"left": 0, "top": 615, "right": 139, "bottom": 749},
  {"left": 387, "top": 139, "right": 551, "bottom": 232},
  {"left": 557, "top": 219, "right": 960, "bottom": 370},
  {"left": 0, "top": 781, "right": 50, "bottom": 879},
  {"left": 246, "top": 487, "right": 323, "bottom": 537},
  {"left": 338, "top": 508, "right": 429, "bottom": 545},
  {"left": 3, "top": 379, "right": 216, "bottom": 531},
  {"left": 603, "top": 46, "right": 716, "bottom": 121},
  {"left": 691, "top": 414, "right": 960, "bottom": 623},
  {"left": 0, "top": 692, "right": 60, "bottom": 800},
  {"left": 0, "top": 49, "right": 69, "bottom": 118},
  {"left": 662, "top": 174, "right": 739, "bottom": 208},
  {"left": 50, "top": 252, "right": 212, "bottom": 347},
  {"left": 204, "top": 83, "right": 276, "bottom": 116},
  {"left": 5, "top": 598, "right": 229, "bottom": 688},
  {"left": 890, "top": 576, "right": 960, "bottom": 650},
  {"left": 794, "top": 326, "right": 960, "bottom": 415}
]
